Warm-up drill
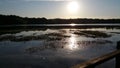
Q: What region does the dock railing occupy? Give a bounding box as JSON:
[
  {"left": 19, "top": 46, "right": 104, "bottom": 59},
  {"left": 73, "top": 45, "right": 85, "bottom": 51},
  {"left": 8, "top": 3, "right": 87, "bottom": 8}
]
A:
[{"left": 71, "top": 41, "right": 120, "bottom": 68}]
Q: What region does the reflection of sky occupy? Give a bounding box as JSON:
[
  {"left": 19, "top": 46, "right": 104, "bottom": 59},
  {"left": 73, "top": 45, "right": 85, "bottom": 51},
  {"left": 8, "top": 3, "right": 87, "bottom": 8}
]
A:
[{"left": 0, "top": 28, "right": 119, "bottom": 68}]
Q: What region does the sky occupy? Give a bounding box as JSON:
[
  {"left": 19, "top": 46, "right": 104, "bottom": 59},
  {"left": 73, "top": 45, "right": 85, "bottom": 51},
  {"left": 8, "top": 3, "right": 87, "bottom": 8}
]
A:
[{"left": 0, "top": 0, "right": 120, "bottom": 19}]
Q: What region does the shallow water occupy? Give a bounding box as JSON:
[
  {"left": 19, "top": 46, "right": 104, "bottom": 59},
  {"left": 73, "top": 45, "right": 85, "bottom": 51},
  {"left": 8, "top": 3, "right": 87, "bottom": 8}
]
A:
[{"left": 0, "top": 28, "right": 120, "bottom": 68}]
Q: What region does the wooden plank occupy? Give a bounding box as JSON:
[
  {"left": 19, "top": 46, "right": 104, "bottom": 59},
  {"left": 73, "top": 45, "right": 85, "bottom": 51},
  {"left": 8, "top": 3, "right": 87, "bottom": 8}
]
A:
[
  {"left": 116, "top": 41, "right": 120, "bottom": 68},
  {"left": 71, "top": 50, "right": 120, "bottom": 68}
]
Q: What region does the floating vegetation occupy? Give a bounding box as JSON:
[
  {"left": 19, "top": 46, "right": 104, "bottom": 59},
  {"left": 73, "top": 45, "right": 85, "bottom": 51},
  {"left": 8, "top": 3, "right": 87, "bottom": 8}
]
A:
[
  {"left": 74, "top": 31, "right": 111, "bottom": 38},
  {"left": 45, "top": 33, "right": 70, "bottom": 38},
  {"left": 25, "top": 40, "right": 112, "bottom": 54},
  {"left": 110, "top": 32, "right": 120, "bottom": 34},
  {"left": 77, "top": 40, "right": 113, "bottom": 45},
  {"left": 58, "top": 30, "right": 67, "bottom": 33},
  {"left": 25, "top": 42, "right": 66, "bottom": 54},
  {"left": 0, "top": 33, "right": 70, "bottom": 41}
]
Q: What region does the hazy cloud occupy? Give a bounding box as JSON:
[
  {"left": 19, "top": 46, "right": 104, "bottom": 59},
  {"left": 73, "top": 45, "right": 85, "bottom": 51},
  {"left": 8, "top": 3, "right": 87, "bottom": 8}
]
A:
[
  {"left": 0, "top": 0, "right": 74, "bottom": 2},
  {"left": 25, "top": 0, "right": 73, "bottom": 1}
]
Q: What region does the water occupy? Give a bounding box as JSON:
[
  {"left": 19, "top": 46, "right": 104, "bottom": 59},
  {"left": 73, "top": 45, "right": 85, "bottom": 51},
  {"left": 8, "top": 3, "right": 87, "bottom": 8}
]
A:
[
  {"left": 0, "top": 28, "right": 120, "bottom": 68},
  {"left": 0, "top": 24, "right": 120, "bottom": 27}
]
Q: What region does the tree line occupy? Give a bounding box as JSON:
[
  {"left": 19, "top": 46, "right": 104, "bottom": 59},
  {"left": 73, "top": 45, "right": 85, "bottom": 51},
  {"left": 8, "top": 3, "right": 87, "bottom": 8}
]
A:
[{"left": 0, "top": 14, "right": 120, "bottom": 25}]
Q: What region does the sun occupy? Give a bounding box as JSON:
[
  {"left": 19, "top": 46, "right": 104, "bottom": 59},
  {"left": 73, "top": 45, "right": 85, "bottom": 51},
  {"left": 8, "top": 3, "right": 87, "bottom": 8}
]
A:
[{"left": 67, "top": 1, "right": 79, "bottom": 13}]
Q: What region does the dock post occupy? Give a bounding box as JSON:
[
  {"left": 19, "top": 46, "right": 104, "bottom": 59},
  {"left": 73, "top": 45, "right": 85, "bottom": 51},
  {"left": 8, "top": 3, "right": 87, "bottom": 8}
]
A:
[{"left": 116, "top": 41, "right": 120, "bottom": 68}]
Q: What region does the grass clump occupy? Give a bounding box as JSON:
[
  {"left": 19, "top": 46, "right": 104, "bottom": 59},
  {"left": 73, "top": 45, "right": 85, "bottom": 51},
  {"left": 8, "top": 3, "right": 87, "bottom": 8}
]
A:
[{"left": 74, "top": 31, "right": 111, "bottom": 38}]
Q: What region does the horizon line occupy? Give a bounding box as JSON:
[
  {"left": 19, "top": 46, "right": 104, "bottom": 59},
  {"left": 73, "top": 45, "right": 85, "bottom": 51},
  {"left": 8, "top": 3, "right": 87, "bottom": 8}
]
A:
[{"left": 0, "top": 14, "right": 120, "bottom": 19}]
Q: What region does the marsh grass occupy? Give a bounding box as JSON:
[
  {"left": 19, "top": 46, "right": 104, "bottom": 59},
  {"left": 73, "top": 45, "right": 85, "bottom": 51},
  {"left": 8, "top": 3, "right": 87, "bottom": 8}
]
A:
[
  {"left": 110, "top": 32, "right": 120, "bottom": 34},
  {"left": 25, "top": 40, "right": 112, "bottom": 54},
  {"left": 74, "top": 31, "right": 111, "bottom": 38},
  {"left": 0, "top": 33, "right": 70, "bottom": 41},
  {"left": 25, "top": 42, "right": 65, "bottom": 54}
]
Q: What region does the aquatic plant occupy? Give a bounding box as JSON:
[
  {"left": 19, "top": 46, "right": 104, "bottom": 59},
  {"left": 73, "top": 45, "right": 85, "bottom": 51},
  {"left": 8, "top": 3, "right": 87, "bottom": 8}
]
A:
[
  {"left": 74, "top": 31, "right": 111, "bottom": 38},
  {"left": 0, "top": 33, "right": 70, "bottom": 41}
]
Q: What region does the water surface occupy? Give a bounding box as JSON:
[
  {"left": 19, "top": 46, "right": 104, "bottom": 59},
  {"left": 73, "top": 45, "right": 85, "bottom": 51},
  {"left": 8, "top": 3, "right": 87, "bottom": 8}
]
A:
[{"left": 0, "top": 28, "right": 120, "bottom": 68}]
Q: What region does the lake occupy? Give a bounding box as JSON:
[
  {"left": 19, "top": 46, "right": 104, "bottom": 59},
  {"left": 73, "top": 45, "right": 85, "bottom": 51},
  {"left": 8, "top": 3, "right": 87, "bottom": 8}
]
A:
[
  {"left": 1, "top": 24, "right": 120, "bottom": 27},
  {"left": 0, "top": 27, "right": 120, "bottom": 68}
]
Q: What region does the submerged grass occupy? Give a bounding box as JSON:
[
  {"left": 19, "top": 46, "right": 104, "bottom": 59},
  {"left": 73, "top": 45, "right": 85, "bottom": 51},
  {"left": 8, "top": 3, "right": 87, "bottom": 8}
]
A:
[
  {"left": 74, "top": 31, "right": 111, "bottom": 38},
  {"left": 110, "top": 32, "right": 120, "bottom": 34},
  {"left": 25, "top": 42, "right": 66, "bottom": 54},
  {"left": 0, "top": 33, "right": 70, "bottom": 41},
  {"left": 25, "top": 39, "right": 113, "bottom": 54}
]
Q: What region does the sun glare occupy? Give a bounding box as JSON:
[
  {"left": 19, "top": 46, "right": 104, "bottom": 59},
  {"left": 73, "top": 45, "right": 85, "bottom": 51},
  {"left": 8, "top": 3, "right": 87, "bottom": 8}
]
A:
[
  {"left": 67, "top": 1, "right": 79, "bottom": 13},
  {"left": 70, "top": 23, "right": 76, "bottom": 26},
  {"left": 67, "top": 34, "right": 78, "bottom": 50}
]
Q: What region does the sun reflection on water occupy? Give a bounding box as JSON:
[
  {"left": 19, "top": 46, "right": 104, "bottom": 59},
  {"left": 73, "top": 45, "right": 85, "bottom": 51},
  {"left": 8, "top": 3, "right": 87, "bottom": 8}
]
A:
[
  {"left": 70, "top": 23, "right": 76, "bottom": 26},
  {"left": 67, "top": 34, "right": 78, "bottom": 50}
]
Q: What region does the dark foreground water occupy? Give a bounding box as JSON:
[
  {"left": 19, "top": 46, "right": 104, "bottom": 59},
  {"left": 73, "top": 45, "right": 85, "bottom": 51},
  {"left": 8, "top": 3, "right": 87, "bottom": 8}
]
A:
[{"left": 0, "top": 28, "right": 120, "bottom": 68}]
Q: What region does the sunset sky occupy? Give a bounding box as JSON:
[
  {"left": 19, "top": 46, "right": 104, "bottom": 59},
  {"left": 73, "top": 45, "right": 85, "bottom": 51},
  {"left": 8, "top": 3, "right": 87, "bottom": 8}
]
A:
[{"left": 0, "top": 0, "right": 120, "bottom": 19}]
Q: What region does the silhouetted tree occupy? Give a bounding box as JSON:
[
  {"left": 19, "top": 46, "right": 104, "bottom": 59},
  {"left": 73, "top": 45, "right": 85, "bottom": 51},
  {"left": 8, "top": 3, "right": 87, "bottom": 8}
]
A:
[{"left": 0, "top": 14, "right": 120, "bottom": 25}]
